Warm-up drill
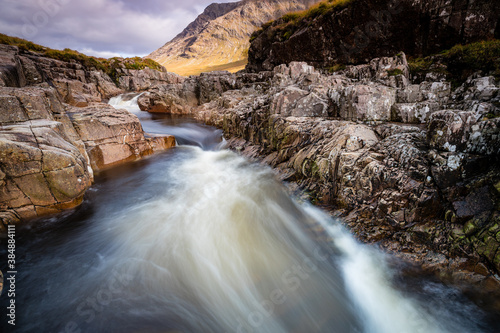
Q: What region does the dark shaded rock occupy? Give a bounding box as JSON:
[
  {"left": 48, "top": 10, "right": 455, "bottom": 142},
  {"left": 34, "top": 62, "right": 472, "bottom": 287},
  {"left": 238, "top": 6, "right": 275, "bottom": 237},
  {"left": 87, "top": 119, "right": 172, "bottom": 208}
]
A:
[
  {"left": 0, "top": 44, "right": 26, "bottom": 87},
  {"left": 247, "top": 0, "right": 499, "bottom": 72},
  {"left": 453, "top": 187, "right": 495, "bottom": 220}
]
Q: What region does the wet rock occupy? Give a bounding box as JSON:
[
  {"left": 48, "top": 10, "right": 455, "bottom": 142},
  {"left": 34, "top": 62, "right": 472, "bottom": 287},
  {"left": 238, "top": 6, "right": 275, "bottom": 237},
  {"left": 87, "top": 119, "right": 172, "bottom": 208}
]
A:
[
  {"left": 0, "top": 119, "right": 92, "bottom": 218},
  {"left": 453, "top": 187, "right": 495, "bottom": 221},
  {"left": 68, "top": 104, "right": 175, "bottom": 170}
]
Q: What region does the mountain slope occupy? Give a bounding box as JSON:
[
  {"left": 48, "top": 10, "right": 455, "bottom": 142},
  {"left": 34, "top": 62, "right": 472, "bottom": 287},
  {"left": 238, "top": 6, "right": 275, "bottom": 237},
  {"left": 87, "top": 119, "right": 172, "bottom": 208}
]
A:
[{"left": 147, "top": 0, "right": 321, "bottom": 76}]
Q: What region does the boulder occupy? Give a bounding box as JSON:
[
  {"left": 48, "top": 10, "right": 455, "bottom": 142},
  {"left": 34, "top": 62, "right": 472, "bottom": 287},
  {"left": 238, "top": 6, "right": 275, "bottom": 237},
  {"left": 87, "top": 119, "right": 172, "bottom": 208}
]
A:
[
  {"left": 428, "top": 110, "right": 500, "bottom": 155},
  {"left": 330, "top": 84, "right": 396, "bottom": 121},
  {"left": 68, "top": 104, "right": 175, "bottom": 170},
  {"left": 0, "top": 120, "right": 92, "bottom": 218},
  {"left": 137, "top": 82, "right": 197, "bottom": 114},
  {"left": 117, "top": 67, "right": 185, "bottom": 91},
  {"left": 271, "top": 86, "right": 328, "bottom": 117},
  {"left": 391, "top": 102, "right": 440, "bottom": 123},
  {"left": 343, "top": 53, "right": 410, "bottom": 85}
]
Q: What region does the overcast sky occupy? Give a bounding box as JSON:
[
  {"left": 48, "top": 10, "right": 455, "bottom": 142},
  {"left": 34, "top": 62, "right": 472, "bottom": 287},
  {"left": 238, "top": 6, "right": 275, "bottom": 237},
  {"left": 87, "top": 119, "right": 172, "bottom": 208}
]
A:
[{"left": 0, "top": 0, "right": 236, "bottom": 58}]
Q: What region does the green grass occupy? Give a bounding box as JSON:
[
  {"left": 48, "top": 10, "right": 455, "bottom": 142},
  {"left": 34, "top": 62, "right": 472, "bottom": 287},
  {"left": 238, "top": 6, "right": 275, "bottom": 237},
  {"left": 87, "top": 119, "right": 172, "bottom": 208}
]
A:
[
  {"left": 387, "top": 68, "right": 403, "bottom": 76},
  {"left": 0, "top": 33, "right": 46, "bottom": 52},
  {"left": 0, "top": 33, "right": 164, "bottom": 83},
  {"left": 442, "top": 40, "right": 500, "bottom": 79},
  {"left": 409, "top": 39, "right": 500, "bottom": 84},
  {"left": 328, "top": 63, "right": 346, "bottom": 73}
]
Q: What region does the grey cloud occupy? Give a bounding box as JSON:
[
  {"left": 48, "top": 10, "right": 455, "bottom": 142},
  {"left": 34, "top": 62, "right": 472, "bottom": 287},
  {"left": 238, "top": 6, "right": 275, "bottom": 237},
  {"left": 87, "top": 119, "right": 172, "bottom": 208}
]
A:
[{"left": 0, "top": 0, "right": 236, "bottom": 57}]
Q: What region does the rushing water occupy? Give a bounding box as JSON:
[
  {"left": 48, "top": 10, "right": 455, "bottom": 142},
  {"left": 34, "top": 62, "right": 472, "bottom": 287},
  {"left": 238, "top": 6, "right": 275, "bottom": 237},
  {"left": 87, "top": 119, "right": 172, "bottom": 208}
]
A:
[{"left": 0, "top": 94, "right": 497, "bottom": 332}]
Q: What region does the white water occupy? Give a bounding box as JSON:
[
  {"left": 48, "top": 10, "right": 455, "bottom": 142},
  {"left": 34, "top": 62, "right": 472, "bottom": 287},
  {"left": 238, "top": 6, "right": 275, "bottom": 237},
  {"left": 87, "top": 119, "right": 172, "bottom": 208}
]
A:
[
  {"left": 109, "top": 92, "right": 144, "bottom": 114},
  {"left": 104, "top": 146, "right": 447, "bottom": 333},
  {"left": 4, "top": 95, "right": 490, "bottom": 332}
]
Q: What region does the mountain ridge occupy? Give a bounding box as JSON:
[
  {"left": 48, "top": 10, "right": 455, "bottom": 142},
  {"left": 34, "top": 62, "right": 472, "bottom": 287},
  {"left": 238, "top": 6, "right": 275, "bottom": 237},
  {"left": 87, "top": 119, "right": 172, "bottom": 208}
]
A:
[{"left": 147, "top": 0, "right": 321, "bottom": 76}]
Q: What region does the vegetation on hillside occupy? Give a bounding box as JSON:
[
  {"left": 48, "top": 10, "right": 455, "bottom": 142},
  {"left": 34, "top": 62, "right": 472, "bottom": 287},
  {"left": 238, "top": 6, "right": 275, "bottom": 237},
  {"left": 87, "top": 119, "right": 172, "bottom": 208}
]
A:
[
  {"left": 408, "top": 39, "right": 500, "bottom": 85},
  {"left": 250, "top": 0, "right": 354, "bottom": 43},
  {"left": 0, "top": 33, "right": 164, "bottom": 83}
]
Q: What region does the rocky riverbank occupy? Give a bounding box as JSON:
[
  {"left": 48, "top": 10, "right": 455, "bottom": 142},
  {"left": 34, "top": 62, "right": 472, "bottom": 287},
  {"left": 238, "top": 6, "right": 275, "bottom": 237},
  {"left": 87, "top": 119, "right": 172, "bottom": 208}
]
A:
[
  {"left": 138, "top": 55, "right": 500, "bottom": 299},
  {"left": 0, "top": 44, "right": 183, "bottom": 106},
  {"left": 0, "top": 44, "right": 177, "bottom": 229}
]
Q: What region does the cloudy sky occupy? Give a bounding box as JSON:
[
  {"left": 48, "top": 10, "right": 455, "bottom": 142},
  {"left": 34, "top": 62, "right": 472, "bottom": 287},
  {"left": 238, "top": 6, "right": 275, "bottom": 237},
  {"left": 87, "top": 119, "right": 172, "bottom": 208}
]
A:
[{"left": 0, "top": 0, "right": 235, "bottom": 58}]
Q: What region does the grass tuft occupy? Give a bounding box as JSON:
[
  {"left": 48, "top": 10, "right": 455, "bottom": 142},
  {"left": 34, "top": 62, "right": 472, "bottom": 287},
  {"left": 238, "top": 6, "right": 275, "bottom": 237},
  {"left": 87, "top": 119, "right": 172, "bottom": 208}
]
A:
[
  {"left": 387, "top": 68, "right": 403, "bottom": 76},
  {"left": 409, "top": 39, "right": 500, "bottom": 85}
]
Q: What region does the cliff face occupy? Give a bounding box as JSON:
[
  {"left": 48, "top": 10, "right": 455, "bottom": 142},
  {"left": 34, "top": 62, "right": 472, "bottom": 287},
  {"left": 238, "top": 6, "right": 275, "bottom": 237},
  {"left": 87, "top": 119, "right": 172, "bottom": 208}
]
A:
[
  {"left": 147, "top": 0, "right": 322, "bottom": 76},
  {"left": 0, "top": 44, "right": 177, "bottom": 228},
  {"left": 247, "top": 0, "right": 500, "bottom": 72}
]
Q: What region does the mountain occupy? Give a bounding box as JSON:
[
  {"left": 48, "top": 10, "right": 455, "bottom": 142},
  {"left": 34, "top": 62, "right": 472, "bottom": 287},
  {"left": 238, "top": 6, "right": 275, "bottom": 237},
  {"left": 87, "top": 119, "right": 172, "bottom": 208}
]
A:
[{"left": 147, "top": 0, "right": 321, "bottom": 76}]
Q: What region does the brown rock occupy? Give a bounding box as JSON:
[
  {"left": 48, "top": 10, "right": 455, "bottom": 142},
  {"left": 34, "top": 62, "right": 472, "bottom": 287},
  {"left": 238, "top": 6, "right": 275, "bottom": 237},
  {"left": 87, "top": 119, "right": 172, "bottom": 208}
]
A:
[
  {"left": 68, "top": 103, "right": 175, "bottom": 170},
  {"left": 0, "top": 84, "right": 175, "bottom": 223}
]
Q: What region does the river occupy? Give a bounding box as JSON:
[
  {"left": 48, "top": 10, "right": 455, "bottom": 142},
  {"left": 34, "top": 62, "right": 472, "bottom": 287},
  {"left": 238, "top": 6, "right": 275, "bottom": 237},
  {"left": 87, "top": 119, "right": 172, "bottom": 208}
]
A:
[{"left": 0, "top": 93, "right": 498, "bottom": 332}]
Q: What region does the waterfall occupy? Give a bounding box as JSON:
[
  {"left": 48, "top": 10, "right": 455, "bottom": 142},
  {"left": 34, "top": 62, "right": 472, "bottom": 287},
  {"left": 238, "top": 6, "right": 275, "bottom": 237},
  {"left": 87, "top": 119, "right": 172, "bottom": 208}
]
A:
[
  {"left": 108, "top": 92, "right": 144, "bottom": 114},
  {"left": 96, "top": 146, "right": 446, "bottom": 333}
]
